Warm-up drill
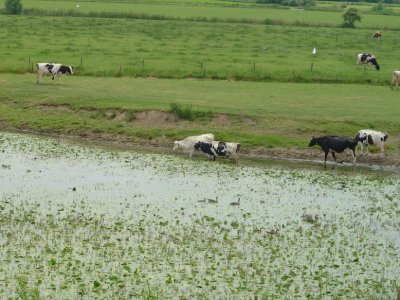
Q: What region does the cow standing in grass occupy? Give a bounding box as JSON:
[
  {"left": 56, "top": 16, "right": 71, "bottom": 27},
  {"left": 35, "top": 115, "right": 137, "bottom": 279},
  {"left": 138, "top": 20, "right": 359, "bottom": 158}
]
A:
[
  {"left": 357, "top": 53, "right": 380, "bottom": 71},
  {"left": 36, "top": 63, "right": 73, "bottom": 84},
  {"left": 309, "top": 135, "right": 364, "bottom": 164},
  {"left": 391, "top": 71, "right": 400, "bottom": 90},
  {"left": 373, "top": 31, "right": 382, "bottom": 40}
]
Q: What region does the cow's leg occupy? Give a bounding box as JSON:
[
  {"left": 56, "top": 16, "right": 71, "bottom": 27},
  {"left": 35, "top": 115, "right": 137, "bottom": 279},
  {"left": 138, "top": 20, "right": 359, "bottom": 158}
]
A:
[
  {"left": 324, "top": 151, "right": 329, "bottom": 163},
  {"left": 331, "top": 151, "right": 337, "bottom": 161},
  {"left": 189, "top": 149, "right": 194, "bottom": 158},
  {"left": 380, "top": 144, "right": 385, "bottom": 159},
  {"left": 351, "top": 149, "right": 356, "bottom": 164}
]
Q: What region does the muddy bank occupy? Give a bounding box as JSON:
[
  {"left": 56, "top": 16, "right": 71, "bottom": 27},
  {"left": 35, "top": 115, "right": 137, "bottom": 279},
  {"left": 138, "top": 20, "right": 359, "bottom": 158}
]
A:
[{"left": 2, "top": 125, "right": 399, "bottom": 169}]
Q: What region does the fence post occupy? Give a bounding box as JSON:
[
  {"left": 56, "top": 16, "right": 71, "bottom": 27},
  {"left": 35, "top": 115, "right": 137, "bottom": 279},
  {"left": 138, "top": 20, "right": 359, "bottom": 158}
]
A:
[
  {"left": 142, "top": 59, "right": 144, "bottom": 69},
  {"left": 253, "top": 61, "right": 255, "bottom": 70},
  {"left": 31, "top": 62, "right": 34, "bottom": 73},
  {"left": 28, "top": 56, "right": 30, "bottom": 70},
  {"left": 310, "top": 62, "right": 314, "bottom": 72}
]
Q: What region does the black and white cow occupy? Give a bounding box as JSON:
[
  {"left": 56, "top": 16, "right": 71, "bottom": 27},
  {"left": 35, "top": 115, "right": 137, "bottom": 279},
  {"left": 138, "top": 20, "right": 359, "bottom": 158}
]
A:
[
  {"left": 194, "top": 141, "right": 241, "bottom": 162},
  {"left": 357, "top": 53, "right": 380, "bottom": 71},
  {"left": 36, "top": 63, "right": 73, "bottom": 84},
  {"left": 173, "top": 133, "right": 214, "bottom": 157},
  {"left": 308, "top": 135, "right": 364, "bottom": 164},
  {"left": 356, "top": 129, "right": 388, "bottom": 158}
]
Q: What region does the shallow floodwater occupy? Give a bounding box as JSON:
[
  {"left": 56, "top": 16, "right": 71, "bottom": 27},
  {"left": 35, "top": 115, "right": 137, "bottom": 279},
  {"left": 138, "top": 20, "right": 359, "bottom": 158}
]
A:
[{"left": 0, "top": 132, "right": 399, "bottom": 299}]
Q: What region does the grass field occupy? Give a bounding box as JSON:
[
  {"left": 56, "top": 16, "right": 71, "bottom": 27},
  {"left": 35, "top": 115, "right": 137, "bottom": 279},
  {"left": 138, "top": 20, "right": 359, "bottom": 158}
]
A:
[
  {"left": 1, "top": 15, "right": 399, "bottom": 84},
  {"left": 1, "top": 74, "right": 399, "bottom": 155}
]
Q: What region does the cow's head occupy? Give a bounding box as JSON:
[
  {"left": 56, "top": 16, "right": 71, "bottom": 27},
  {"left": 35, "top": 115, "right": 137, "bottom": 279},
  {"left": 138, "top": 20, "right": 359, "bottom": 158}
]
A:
[
  {"left": 308, "top": 136, "right": 317, "bottom": 147},
  {"left": 68, "top": 66, "right": 74, "bottom": 74},
  {"left": 383, "top": 133, "right": 388, "bottom": 141},
  {"left": 355, "top": 133, "right": 367, "bottom": 143},
  {"left": 173, "top": 141, "right": 179, "bottom": 151}
]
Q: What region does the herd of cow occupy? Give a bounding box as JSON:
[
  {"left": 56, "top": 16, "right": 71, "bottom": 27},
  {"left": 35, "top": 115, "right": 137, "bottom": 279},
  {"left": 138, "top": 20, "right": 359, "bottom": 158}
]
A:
[
  {"left": 34, "top": 51, "right": 391, "bottom": 165},
  {"left": 173, "top": 130, "right": 388, "bottom": 165}
]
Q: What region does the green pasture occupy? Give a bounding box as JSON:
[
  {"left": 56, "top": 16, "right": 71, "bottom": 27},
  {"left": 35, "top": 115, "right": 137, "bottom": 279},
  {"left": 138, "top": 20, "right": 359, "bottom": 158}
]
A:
[
  {"left": 1, "top": 74, "right": 399, "bottom": 152},
  {"left": 5, "top": 0, "right": 400, "bottom": 29},
  {"left": 1, "top": 15, "right": 399, "bottom": 83}
]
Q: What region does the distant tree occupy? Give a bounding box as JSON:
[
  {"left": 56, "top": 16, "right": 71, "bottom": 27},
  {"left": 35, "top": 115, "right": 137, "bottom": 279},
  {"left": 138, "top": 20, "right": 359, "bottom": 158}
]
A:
[
  {"left": 256, "top": 0, "right": 315, "bottom": 7},
  {"left": 342, "top": 8, "right": 362, "bottom": 28},
  {"left": 5, "top": 0, "right": 22, "bottom": 14}
]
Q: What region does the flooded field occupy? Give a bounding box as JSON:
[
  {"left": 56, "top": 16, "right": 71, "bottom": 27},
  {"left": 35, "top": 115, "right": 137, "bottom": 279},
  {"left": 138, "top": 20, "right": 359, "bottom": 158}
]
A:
[{"left": 0, "top": 132, "right": 399, "bottom": 299}]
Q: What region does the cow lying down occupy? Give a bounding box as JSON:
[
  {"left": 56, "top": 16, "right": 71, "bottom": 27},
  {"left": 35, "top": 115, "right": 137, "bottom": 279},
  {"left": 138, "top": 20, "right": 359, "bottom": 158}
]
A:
[
  {"left": 309, "top": 135, "right": 366, "bottom": 164},
  {"left": 173, "top": 133, "right": 214, "bottom": 157},
  {"left": 194, "top": 141, "right": 241, "bottom": 162}
]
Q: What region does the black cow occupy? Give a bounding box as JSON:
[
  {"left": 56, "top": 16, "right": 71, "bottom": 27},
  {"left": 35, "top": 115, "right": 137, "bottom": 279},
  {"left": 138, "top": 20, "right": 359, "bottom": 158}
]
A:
[{"left": 308, "top": 135, "right": 365, "bottom": 164}]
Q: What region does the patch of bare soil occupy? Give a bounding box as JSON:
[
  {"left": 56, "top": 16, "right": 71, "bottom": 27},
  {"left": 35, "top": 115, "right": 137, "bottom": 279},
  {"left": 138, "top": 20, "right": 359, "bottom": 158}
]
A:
[
  {"left": 37, "top": 104, "right": 74, "bottom": 112},
  {"left": 132, "top": 110, "right": 178, "bottom": 127},
  {"left": 212, "top": 114, "right": 231, "bottom": 125}
]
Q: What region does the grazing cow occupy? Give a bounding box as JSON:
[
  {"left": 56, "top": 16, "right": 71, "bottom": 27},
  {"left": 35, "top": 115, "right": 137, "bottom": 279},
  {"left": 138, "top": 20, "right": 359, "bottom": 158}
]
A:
[
  {"left": 357, "top": 53, "right": 380, "bottom": 71},
  {"left": 356, "top": 129, "right": 388, "bottom": 158},
  {"left": 308, "top": 135, "right": 363, "bottom": 164},
  {"left": 373, "top": 31, "right": 382, "bottom": 40},
  {"left": 173, "top": 133, "right": 214, "bottom": 157},
  {"left": 194, "top": 141, "right": 241, "bottom": 162},
  {"left": 391, "top": 71, "right": 400, "bottom": 90},
  {"left": 36, "top": 63, "right": 74, "bottom": 84}
]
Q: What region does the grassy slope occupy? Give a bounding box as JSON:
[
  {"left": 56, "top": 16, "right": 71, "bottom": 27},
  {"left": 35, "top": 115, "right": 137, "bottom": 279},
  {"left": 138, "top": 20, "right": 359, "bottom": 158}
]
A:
[{"left": 1, "top": 74, "right": 399, "bottom": 153}]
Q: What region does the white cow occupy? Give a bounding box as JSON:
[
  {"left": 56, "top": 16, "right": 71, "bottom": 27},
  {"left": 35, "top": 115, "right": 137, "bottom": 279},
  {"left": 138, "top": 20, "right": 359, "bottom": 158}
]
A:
[
  {"left": 173, "top": 133, "right": 214, "bottom": 157},
  {"left": 36, "top": 63, "right": 73, "bottom": 84},
  {"left": 391, "top": 71, "right": 400, "bottom": 90},
  {"left": 356, "top": 129, "right": 388, "bottom": 158},
  {"left": 194, "top": 140, "right": 241, "bottom": 162}
]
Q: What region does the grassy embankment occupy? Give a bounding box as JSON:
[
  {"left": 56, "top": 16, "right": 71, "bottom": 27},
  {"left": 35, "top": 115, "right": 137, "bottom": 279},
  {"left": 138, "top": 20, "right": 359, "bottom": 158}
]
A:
[{"left": 1, "top": 74, "right": 399, "bottom": 156}]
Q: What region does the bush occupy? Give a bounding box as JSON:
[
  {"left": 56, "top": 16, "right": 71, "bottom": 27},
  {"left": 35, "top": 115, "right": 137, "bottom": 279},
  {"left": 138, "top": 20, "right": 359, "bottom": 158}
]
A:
[
  {"left": 169, "top": 103, "right": 212, "bottom": 121},
  {"left": 169, "top": 103, "right": 194, "bottom": 120},
  {"left": 5, "top": 0, "right": 22, "bottom": 14}
]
